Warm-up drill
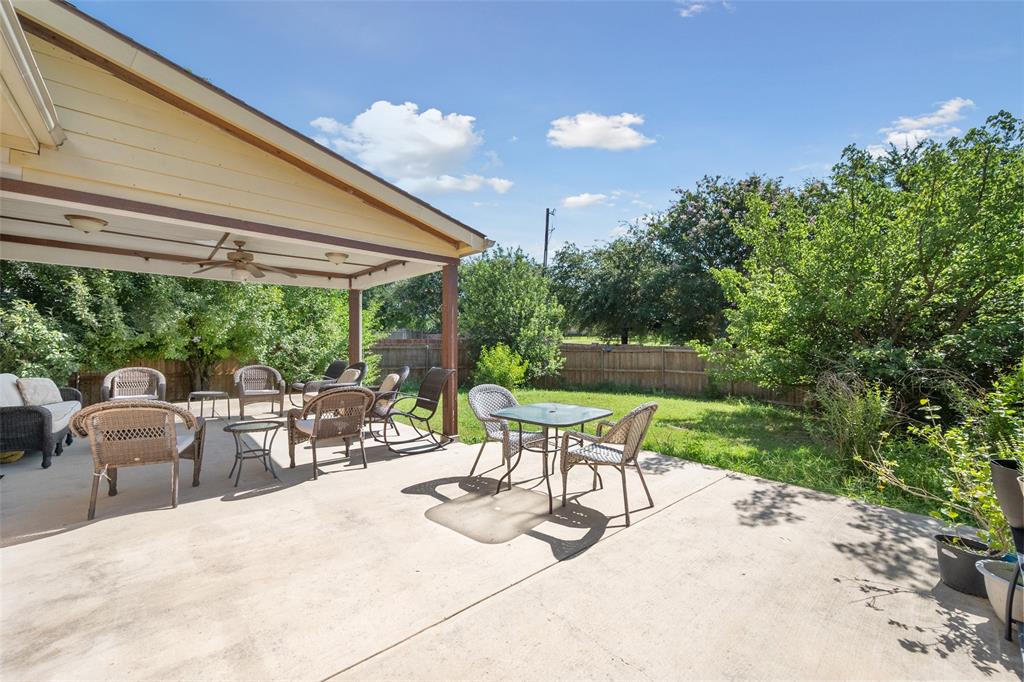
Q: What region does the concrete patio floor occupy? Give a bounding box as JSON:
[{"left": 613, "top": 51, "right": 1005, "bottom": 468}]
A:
[{"left": 1, "top": 400, "right": 1020, "bottom": 680}]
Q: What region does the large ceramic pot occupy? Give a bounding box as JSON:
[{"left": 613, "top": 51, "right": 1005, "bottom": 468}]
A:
[
  {"left": 976, "top": 559, "right": 1023, "bottom": 624},
  {"left": 935, "top": 534, "right": 998, "bottom": 596},
  {"left": 990, "top": 459, "right": 1024, "bottom": 553}
]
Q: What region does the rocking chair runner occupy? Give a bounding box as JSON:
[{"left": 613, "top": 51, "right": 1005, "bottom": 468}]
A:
[{"left": 383, "top": 367, "right": 455, "bottom": 453}]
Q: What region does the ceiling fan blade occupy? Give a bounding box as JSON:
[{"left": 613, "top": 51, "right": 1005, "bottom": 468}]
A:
[
  {"left": 189, "top": 259, "right": 220, "bottom": 265},
  {"left": 193, "top": 263, "right": 228, "bottom": 274},
  {"left": 245, "top": 264, "right": 266, "bottom": 278},
  {"left": 258, "top": 264, "right": 299, "bottom": 278}
]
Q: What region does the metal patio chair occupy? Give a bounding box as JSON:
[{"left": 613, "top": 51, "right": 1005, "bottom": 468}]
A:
[
  {"left": 560, "top": 402, "right": 658, "bottom": 526},
  {"left": 71, "top": 400, "right": 206, "bottom": 520},
  {"left": 382, "top": 367, "right": 454, "bottom": 454},
  {"left": 101, "top": 367, "right": 166, "bottom": 402},
  {"left": 234, "top": 365, "right": 286, "bottom": 419},
  {"left": 466, "top": 384, "right": 545, "bottom": 482},
  {"left": 287, "top": 386, "right": 374, "bottom": 478},
  {"left": 367, "top": 366, "right": 410, "bottom": 440},
  {"left": 289, "top": 359, "right": 346, "bottom": 407}
]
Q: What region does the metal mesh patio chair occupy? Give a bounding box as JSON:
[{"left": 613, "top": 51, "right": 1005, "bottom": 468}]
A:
[
  {"left": 368, "top": 366, "right": 410, "bottom": 439},
  {"left": 101, "top": 367, "right": 166, "bottom": 401},
  {"left": 71, "top": 400, "right": 206, "bottom": 520},
  {"left": 467, "top": 384, "right": 545, "bottom": 481},
  {"left": 560, "top": 402, "right": 658, "bottom": 526},
  {"left": 289, "top": 359, "right": 346, "bottom": 407},
  {"left": 287, "top": 386, "right": 374, "bottom": 478},
  {"left": 383, "top": 367, "right": 454, "bottom": 454},
  {"left": 234, "top": 365, "right": 285, "bottom": 419}
]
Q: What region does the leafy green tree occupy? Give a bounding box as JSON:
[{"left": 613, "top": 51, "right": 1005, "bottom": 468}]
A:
[
  {"left": 700, "top": 112, "right": 1024, "bottom": 390},
  {"left": 366, "top": 272, "right": 442, "bottom": 333},
  {"left": 550, "top": 233, "right": 660, "bottom": 344},
  {"left": 0, "top": 299, "right": 77, "bottom": 379},
  {"left": 645, "top": 175, "right": 812, "bottom": 343},
  {"left": 461, "top": 247, "right": 564, "bottom": 381}
]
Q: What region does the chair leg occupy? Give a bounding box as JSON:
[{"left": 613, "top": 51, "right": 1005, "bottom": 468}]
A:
[
  {"left": 635, "top": 459, "right": 653, "bottom": 507},
  {"left": 561, "top": 463, "right": 569, "bottom": 507},
  {"left": 592, "top": 465, "right": 598, "bottom": 491},
  {"left": 359, "top": 434, "right": 368, "bottom": 469},
  {"left": 88, "top": 469, "right": 100, "bottom": 520},
  {"left": 108, "top": 467, "right": 118, "bottom": 496},
  {"left": 192, "top": 453, "right": 202, "bottom": 487},
  {"left": 469, "top": 440, "right": 487, "bottom": 476},
  {"left": 620, "top": 465, "right": 630, "bottom": 527},
  {"left": 65, "top": 432, "right": 73, "bottom": 445},
  {"left": 288, "top": 437, "right": 296, "bottom": 469},
  {"left": 311, "top": 440, "right": 318, "bottom": 480},
  {"left": 171, "top": 458, "right": 179, "bottom": 509}
]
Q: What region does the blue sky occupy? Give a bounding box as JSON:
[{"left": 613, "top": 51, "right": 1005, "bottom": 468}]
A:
[{"left": 78, "top": 1, "right": 1023, "bottom": 257}]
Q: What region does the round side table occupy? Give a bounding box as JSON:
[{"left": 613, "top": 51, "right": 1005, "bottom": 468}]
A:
[
  {"left": 187, "top": 390, "right": 231, "bottom": 421},
  {"left": 223, "top": 420, "right": 280, "bottom": 487}
]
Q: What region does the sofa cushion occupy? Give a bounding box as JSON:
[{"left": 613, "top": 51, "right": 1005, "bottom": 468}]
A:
[
  {"left": 41, "top": 400, "right": 82, "bottom": 433},
  {"left": 17, "top": 378, "right": 62, "bottom": 406},
  {"left": 0, "top": 374, "right": 24, "bottom": 407}
]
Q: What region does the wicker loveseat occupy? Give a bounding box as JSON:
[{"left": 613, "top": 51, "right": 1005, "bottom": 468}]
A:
[{"left": 0, "top": 373, "right": 82, "bottom": 468}]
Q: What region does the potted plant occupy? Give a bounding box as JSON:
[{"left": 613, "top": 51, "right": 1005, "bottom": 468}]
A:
[{"left": 862, "top": 400, "right": 1016, "bottom": 597}]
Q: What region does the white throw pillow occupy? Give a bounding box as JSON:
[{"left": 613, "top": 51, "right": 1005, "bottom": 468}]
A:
[{"left": 16, "top": 378, "right": 63, "bottom": 406}]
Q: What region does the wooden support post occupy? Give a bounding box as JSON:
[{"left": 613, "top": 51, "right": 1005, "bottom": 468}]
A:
[
  {"left": 441, "top": 263, "right": 459, "bottom": 438},
  {"left": 348, "top": 289, "right": 362, "bottom": 363}
]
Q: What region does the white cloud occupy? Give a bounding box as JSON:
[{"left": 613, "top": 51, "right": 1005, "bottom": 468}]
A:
[
  {"left": 610, "top": 225, "right": 629, "bottom": 237},
  {"left": 562, "top": 192, "right": 608, "bottom": 209},
  {"left": 310, "top": 101, "right": 511, "bottom": 194},
  {"left": 677, "top": 3, "right": 707, "bottom": 18},
  {"left": 548, "top": 112, "right": 655, "bottom": 151},
  {"left": 400, "top": 174, "right": 512, "bottom": 195},
  {"left": 868, "top": 97, "right": 974, "bottom": 155}
]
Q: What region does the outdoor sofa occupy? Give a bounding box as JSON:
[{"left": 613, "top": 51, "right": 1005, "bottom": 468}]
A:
[{"left": 0, "top": 373, "right": 82, "bottom": 468}]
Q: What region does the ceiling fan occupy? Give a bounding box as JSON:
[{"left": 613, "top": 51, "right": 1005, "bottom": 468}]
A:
[{"left": 191, "top": 239, "right": 297, "bottom": 280}]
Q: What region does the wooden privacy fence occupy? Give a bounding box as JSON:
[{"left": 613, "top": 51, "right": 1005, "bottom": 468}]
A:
[
  {"left": 72, "top": 358, "right": 242, "bottom": 405},
  {"left": 70, "top": 342, "right": 807, "bottom": 408},
  {"left": 373, "top": 339, "right": 807, "bottom": 408}
]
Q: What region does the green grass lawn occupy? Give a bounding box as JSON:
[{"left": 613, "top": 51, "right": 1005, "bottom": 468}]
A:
[{"left": 424, "top": 386, "right": 942, "bottom": 516}]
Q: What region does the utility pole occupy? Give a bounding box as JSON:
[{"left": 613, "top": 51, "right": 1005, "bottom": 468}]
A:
[{"left": 542, "top": 208, "right": 555, "bottom": 272}]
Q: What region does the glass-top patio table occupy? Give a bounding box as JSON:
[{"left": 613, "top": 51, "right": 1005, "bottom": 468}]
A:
[{"left": 490, "top": 402, "right": 613, "bottom": 513}]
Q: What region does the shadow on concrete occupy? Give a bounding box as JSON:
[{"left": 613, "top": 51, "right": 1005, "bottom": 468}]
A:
[
  {"left": 730, "top": 476, "right": 835, "bottom": 527},
  {"left": 834, "top": 574, "right": 1022, "bottom": 676},
  {"left": 402, "top": 474, "right": 609, "bottom": 560}
]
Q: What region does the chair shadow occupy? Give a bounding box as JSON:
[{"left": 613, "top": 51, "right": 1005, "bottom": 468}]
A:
[{"left": 402, "top": 473, "right": 609, "bottom": 560}]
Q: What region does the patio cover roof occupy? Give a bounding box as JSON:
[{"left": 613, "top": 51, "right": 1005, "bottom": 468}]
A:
[{"left": 0, "top": 0, "right": 490, "bottom": 290}]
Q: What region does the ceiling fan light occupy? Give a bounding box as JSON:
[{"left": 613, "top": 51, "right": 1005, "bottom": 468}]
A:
[
  {"left": 231, "top": 266, "right": 250, "bottom": 282},
  {"left": 325, "top": 251, "right": 349, "bottom": 265},
  {"left": 65, "top": 214, "right": 108, "bottom": 234}
]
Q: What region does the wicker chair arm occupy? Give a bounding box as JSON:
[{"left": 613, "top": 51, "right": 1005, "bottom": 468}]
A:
[
  {"left": 0, "top": 405, "right": 51, "bottom": 431},
  {"left": 156, "top": 379, "right": 167, "bottom": 401},
  {"left": 59, "top": 386, "right": 83, "bottom": 402},
  {"left": 72, "top": 399, "right": 201, "bottom": 437},
  {"left": 100, "top": 384, "right": 111, "bottom": 402},
  {"left": 595, "top": 420, "right": 616, "bottom": 437},
  {"left": 560, "top": 429, "right": 600, "bottom": 453}
]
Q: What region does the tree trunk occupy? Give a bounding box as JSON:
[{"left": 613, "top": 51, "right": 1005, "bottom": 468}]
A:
[{"left": 620, "top": 330, "right": 629, "bottom": 345}]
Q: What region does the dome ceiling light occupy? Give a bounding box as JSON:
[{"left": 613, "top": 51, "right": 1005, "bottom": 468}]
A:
[{"left": 65, "top": 214, "right": 108, "bottom": 234}]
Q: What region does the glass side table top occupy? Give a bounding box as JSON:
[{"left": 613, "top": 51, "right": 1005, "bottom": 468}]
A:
[
  {"left": 189, "top": 390, "right": 228, "bottom": 397},
  {"left": 491, "top": 402, "right": 613, "bottom": 428},
  {"left": 223, "top": 420, "right": 280, "bottom": 433}
]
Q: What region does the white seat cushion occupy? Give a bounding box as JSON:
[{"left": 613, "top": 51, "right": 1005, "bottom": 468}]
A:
[
  {"left": 293, "top": 419, "right": 315, "bottom": 435},
  {"left": 40, "top": 400, "right": 81, "bottom": 433},
  {"left": 176, "top": 431, "right": 195, "bottom": 454},
  {"left": 244, "top": 389, "right": 280, "bottom": 396},
  {"left": 0, "top": 373, "right": 25, "bottom": 407},
  {"left": 109, "top": 393, "right": 158, "bottom": 401}
]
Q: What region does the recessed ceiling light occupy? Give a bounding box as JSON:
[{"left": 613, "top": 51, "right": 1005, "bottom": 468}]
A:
[
  {"left": 65, "top": 214, "right": 108, "bottom": 234},
  {"left": 325, "top": 251, "right": 349, "bottom": 265}
]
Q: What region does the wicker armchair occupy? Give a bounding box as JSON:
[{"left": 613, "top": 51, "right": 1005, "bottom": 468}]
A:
[
  {"left": 367, "top": 366, "right": 410, "bottom": 439},
  {"left": 0, "top": 373, "right": 81, "bottom": 468},
  {"left": 101, "top": 367, "right": 166, "bottom": 402},
  {"left": 383, "top": 367, "right": 455, "bottom": 453},
  {"left": 71, "top": 400, "right": 206, "bottom": 520},
  {"left": 234, "top": 365, "right": 285, "bottom": 419},
  {"left": 467, "top": 384, "right": 545, "bottom": 485},
  {"left": 560, "top": 402, "right": 658, "bottom": 526},
  {"left": 287, "top": 386, "right": 374, "bottom": 478}
]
